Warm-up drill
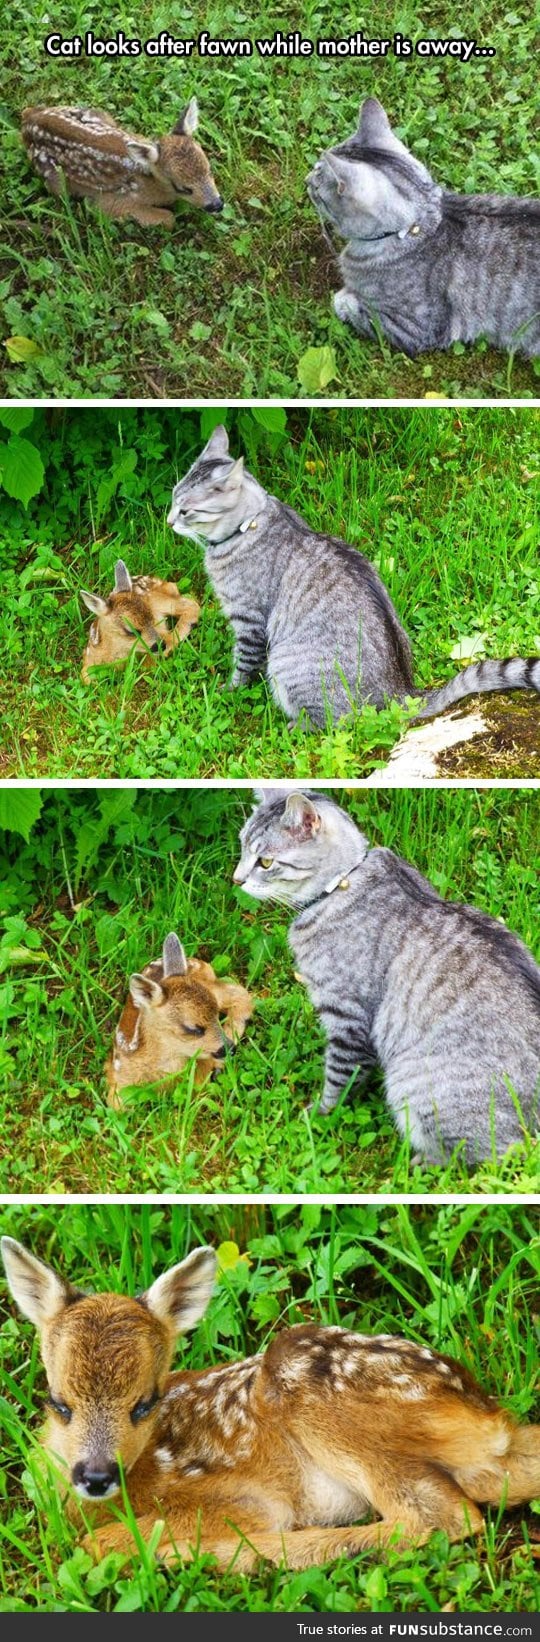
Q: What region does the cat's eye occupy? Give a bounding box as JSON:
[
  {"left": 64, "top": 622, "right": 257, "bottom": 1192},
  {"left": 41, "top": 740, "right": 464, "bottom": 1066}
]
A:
[
  {"left": 258, "top": 857, "right": 274, "bottom": 869},
  {"left": 47, "top": 1394, "right": 72, "bottom": 1423},
  {"left": 130, "top": 1395, "right": 158, "bottom": 1426}
]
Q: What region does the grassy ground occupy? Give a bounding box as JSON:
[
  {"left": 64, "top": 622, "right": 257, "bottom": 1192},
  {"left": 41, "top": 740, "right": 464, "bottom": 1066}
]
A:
[
  {"left": 1, "top": 405, "right": 539, "bottom": 779},
  {"left": 1, "top": 1203, "right": 539, "bottom": 1613},
  {"left": 1, "top": 2, "right": 539, "bottom": 400},
  {"left": 1, "top": 786, "right": 539, "bottom": 1196}
]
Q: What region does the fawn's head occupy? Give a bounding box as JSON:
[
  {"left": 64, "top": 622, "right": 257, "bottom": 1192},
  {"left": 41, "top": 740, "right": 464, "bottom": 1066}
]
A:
[
  {"left": 1, "top": 1238, "right": 217, "bottom": 1499},
  {"left": 127, "top": 933, "right": 231, "bottom": 1065},
  {"left": 147, "top": 99, "right": 222, "bottom": 212},
  {"left": 80, "top": 559, "right": 168, "bottom": 679}
]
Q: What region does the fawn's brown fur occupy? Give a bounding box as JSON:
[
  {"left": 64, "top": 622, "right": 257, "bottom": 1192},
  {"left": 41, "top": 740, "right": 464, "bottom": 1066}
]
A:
[
  {"left": 80, "top": 559, "right": 200, "bottom": 681},
  {"left": 3, "top": 1238, "right": 539, "bottom": 1573},
  {"left": 21, "top": 101, "right": 222, "bottom": 227},
  {"left": 105, "top": 932, "right": 253, "bottom": 1108}
]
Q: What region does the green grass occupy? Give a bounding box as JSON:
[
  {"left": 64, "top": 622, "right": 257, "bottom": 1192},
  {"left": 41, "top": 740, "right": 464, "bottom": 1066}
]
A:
[
  {"left": 1, "top": 1, "right": 539, "bottom": 399},
  {"left": 1, "top": 406, "right": 539, "bottom": 778},
  {"left": 1, "top": 786, "right": 539, "bottom": 1195},
  {"left": 1, "top": 1203, "right": 539, "bottom": 1612}
]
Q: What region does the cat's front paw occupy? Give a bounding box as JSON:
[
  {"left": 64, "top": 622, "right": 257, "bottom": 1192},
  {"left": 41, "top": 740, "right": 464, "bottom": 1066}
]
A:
[
  {"left": 333, "top": 288, "right": 361, "bottom": 329},
  {"left": 309, "top": 1092, "right": 336, "bottom": 1116}
]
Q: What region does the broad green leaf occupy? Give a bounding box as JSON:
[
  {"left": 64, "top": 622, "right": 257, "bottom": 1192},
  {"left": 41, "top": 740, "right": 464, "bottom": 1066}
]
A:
[
  {"left": 4, "top": 336, "right": 44, "bottom": 363},
  {"left": 251, "top": 407, "right": 288, "bottom": 433},
  {"left": 297, "top": 345, "right": 339, "bottom": 395},
  {"left": 0, "top": 791, "right": 42, "bottom": 840},
  {"left": 0, "top": 436, "right": 45, "bottom": 507},
  {"left": 216, "top": 1240, "right": 249, "bottom": 1271},
  {"left": 200, "top": 407, "right": 229, "bottom": 440},
  {"left": 449, "top": 632, "right": 487, "bottom": 662},
  {"left": 0, "top": 407, "right": 35, "bottom": 433},
  {"left": 364, "top": 1567, "right": 387, "bottom": 1605}
]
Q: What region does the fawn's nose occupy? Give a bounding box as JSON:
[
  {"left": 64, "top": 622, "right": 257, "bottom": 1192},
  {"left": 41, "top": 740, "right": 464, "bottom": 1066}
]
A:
[
  {"left": 205, "top": 195, "right": 224, "bottom": 213},
  {"left": 72, "top": 1461, "right": 120, "bottom": 1497},
  {"left": 149, "top": 634, "right": 167, "bottom": 653},
  {"left": 214, "top": 1031, "right": 234, "bottom": 1060}
]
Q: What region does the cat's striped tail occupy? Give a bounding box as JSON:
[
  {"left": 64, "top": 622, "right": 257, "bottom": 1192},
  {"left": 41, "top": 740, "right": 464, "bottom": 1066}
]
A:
[{"left": 413, "top": 657, "right": 540, "bottom": 721}]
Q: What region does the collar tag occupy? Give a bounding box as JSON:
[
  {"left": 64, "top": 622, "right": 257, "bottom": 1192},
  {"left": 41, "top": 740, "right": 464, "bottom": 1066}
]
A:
[
  {"left": 324, "top": 872, "right": 350, "bottom": 895},
  {"left": 239, "top": 517, "right": 258, "bottom": 534},
  {"left": 323, "top": 859, "right": 365, "bottom": 897}
]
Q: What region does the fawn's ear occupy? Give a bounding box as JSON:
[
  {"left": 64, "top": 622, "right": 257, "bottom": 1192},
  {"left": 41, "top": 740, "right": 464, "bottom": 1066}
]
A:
[
  {"left": 162, "top": 933, "right": 188, "bottom": 978},
  {"left": 129, "top": 973, "right": 164, "bottom": 1009},
  {"left": 284, "top": 792, "right": 321, "bottom": 836},
  {"left": 1, "top": 1238, "right": 77, "bottom": 1330},
  {"left": 114, "top": 560, "right": 132, "bottom": 593},
  {"left": 144, "top": 1246, "right": 217, "bottom": 1333},
  {"left": 125, "top": 137, "right": 160, "bottom": 170},
  {"left": 173, "top": 97, "right": 199, "bottom": 137},
  {"left": 80, "top": 590, "right": 109, "bottom": 617},
  {"left": 201, "top": 424, "right": 229, "bottom": 460}
]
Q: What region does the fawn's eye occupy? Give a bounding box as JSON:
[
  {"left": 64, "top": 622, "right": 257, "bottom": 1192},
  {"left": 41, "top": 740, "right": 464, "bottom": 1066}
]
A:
[
  {"left": 182, "top": 1023, "right": 206, "bottom": 1037},
  {"left": 258, "top": 856, "right": 274, "bottom": 869},
  {"left": 47, "top": 1394, "right": 72, "bottom": 1423},
  {"left": 173, "top": 184, "right": 193, "bottom": 197},
  {"left": 130, "top": 1396, "right": 157, "bottom": 1425}
]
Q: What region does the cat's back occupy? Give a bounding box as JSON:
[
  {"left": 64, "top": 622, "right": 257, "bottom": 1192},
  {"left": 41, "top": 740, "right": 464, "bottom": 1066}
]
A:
[
  {"left": 374, "top": 847, "right": 540, "bottom": 1027},
  {"left": 439, "top": 191, "right": 540, "bottom": 352},
  {"left": 272, "top": 501, "right": 412, "bottom": 649}
]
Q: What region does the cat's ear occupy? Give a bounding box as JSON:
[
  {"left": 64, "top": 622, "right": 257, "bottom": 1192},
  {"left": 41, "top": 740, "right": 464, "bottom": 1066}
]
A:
[
  {"left": 252, "top": 786, "right": 287, "bottom": 806},
  {"left": 284, "top": 792, "right": 321, "bottom": 837},
  {"left": 357, "top": 97, "right": 393, "bottom": 145},
  {"left": 201, "top": 424, "right": 229, "bottom": 460},
  {"left": 357, "top": 98, "right": 430, "bottom": 175},
  {"left": 220, "top": 456, "right": 244, "bottom": 490}
]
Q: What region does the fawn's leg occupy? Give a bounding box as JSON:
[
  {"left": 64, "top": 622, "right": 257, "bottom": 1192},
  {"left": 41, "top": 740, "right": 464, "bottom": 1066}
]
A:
[
  {"left": 214, "top": 982, "right": 254, "bottom": 1041},
  {"left": 169, "top": 600, "right": 201, "bottom": 644},
  {"left": 97, "top": 194, "right": 175, "bottom": 228},
  {"left": 503, "top": 1425, "right": 540, "bottom": 1504},
  {"left": 453, "top": 1423, "right": 540, "bottom": 1508},
  {"left": 148, "top": 586, "right": 200, "bottom": 624}
]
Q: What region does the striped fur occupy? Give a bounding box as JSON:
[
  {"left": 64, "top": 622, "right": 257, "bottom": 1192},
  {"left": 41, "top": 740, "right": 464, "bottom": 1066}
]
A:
[
  {"left": 307, "top": 98, "right": 540, "bottom": 358},
  {"left": 168, "top": 425, "right": 540, "bottom": 729},
  {"left": 234, "top": 792, "right": 540, "bottom": 1163}
]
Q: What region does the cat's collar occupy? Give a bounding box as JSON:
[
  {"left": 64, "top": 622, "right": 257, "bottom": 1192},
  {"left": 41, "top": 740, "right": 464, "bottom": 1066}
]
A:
[
  {"left": 323, "top": 860, "right": 366, "bottom": 895},
  {"left": 208, "top": 515, "right": 261, "bottom": 546}
]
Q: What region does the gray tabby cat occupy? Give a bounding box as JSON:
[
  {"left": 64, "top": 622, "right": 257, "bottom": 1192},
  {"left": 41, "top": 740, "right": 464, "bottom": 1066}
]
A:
[
  {"left": 234, "top": 790, "right": 540, "bottom": 1164},
  {"left": 307, "top": 97, "right": 540, "bottom": 358},
  {"left": 168, "top": 425, "right": 540, "bottom": 728}
]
